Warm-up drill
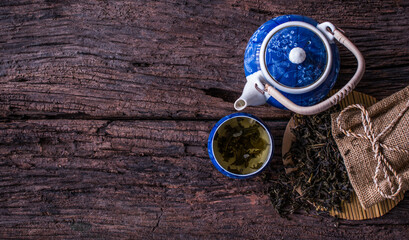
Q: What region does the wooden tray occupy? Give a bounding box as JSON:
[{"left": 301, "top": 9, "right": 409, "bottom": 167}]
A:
[{"left": 282, "top": 90, "right": 405, "bottom": 220}]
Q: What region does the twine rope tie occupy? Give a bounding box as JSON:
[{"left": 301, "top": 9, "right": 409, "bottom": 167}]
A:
[{"left": 336, "top": 100, "right": 409, "bottom": 199}]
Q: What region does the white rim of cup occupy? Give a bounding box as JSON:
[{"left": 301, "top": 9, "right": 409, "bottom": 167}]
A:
[
  {"left": 211, "top": 115, "right": 273, "bottom": 178},
  {"left": 259, "top": 21, "right": 333, "bottom": 94}
]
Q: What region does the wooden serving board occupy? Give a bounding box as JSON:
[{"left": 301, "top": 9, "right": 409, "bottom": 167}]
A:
[{"left": 282, "top": 90, "right": 405, "bottom": 220}]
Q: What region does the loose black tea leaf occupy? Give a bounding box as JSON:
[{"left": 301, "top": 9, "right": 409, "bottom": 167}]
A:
[
  {"left": 265, "top": 106, "right": 354, "bottom": 216},
  {"left": 264, "top": 171, "right": 311, "bottom": 218}
]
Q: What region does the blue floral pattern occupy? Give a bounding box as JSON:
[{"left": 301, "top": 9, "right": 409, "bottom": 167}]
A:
[
  {"left": 243, "top": 15, "right": 340, "bottom": 109},
  {"left": 265, "top": 26, "right": 327, "bottom": 88}
]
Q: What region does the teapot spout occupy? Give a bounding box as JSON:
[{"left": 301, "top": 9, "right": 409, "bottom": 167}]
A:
[{"left": 234, "top": 71, "right": 269, "bottom": 111}]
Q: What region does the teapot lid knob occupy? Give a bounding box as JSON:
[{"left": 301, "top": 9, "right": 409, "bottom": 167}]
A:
[{"left": 289, "top": 47, "right": 306, "bottom": 64}]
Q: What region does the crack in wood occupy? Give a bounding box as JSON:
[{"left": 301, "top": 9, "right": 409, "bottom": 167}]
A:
[{"left": 152, "top": 208, "right": 164, "bottom": 232}]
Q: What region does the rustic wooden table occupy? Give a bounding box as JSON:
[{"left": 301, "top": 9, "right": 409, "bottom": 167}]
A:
[{"left": 1, "top": 0, "right": 408, "bottom": 239}]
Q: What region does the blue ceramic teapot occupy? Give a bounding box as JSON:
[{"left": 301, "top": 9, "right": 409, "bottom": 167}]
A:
[{"left": 235, "top": 15, "right": 365, "bottom": 115}]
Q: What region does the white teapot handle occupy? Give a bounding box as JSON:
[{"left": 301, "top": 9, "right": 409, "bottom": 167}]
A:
[{"left": 265, "top": 29, "right": 365, "bottom": 115}]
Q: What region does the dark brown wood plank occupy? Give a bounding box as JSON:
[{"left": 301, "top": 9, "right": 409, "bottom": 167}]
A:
[
  {"left": 1, "top": 0, "right": 409, "bottom": 239},
  {"left": 0, "top": 120, "right": 408, "bottom": 239},
  {"left": 0, "top": 0, "right": 408, "bottom": 119}
]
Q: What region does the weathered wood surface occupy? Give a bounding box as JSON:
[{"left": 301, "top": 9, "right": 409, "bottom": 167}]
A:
[{"left": 0, "top": 0, "right": 408, "bottom": 239}]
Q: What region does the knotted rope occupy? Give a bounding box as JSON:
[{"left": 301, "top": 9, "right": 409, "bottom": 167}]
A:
[{"left": 336, "top": 100, "right": 409, "bottom": 199}]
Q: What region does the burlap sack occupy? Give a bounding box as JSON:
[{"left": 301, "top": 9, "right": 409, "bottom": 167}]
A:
[{"left": 331, "top": 86, "right": 409, "bottom": 209}]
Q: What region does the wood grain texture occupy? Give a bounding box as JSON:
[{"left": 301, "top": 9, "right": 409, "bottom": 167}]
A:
[
  {"left": 0, "top": 0, "right": 408, "bottom": 239},
  {"left": 0, "top": 119, "right": 408, "bottom": 239},
  {"left": 0, "top": 0, "right": 408, "bottom": 119}
]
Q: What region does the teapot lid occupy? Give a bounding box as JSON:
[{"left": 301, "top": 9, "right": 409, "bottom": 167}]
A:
[{"left": 260, "top": 21, "right": 332, "bottom": 94}]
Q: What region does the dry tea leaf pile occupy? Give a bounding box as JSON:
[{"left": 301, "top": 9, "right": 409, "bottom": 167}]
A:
[{"left": 265, "top": 107, "right": 354, "bottom": 217}]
